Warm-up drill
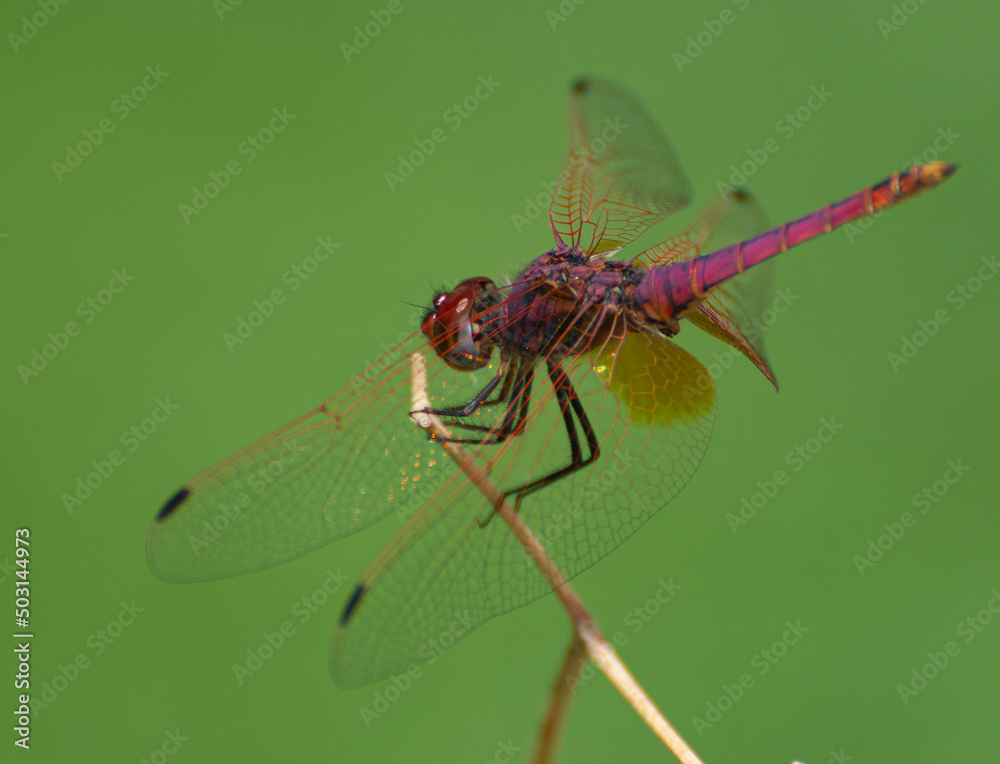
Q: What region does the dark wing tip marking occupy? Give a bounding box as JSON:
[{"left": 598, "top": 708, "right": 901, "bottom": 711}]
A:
[
  {"left": 571, "top": 76, "right": 591, "bottom": 95},
  {"left": 730, "top": 188, "right": 750, "bottom": 202},
  {"left": 156, "top": 487, "right": 192, "bottom": 521},
  {"left": 339, "top": 584, "right": 367, "bottom": 627}
]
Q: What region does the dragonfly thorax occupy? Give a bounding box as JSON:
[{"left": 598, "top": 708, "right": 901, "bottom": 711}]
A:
[{"left": 496, "top": 249, "right": 649, "bottom": 360}]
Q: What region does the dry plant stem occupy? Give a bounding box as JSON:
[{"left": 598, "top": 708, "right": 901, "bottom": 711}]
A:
[
  {"left": 408, "top": 353, "right": 704, "bottom": 764},
  {"left": 532, "top": 632, "right": 588, "bottom": 764}
]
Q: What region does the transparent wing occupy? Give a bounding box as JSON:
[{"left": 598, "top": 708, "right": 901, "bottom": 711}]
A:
[
  {"left": 549, "top": 76, "right": 692, "bottom": 257},
  {"left": 633, "top": 188, "right": 778, "bottom": 387},
  {"left": 146, "top": 331, "right": 491, "bottom": 583},
  {"left": 331, "top": 330, "right": 715, "bottom": 688}
]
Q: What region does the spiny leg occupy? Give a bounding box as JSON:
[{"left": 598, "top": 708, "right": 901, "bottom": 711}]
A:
[
  {"left": 443, "top": 364, "right": 536, "bottom": 446},
  {"left": 433, "top": 355, "right": 521, "bottom": 436},
  {"left": 478, "top": 360, "right": 600, "bottom": 527},
  {"left": 426, "top": 363, "right": 507, "bottom": 419},
  {"left": 507, "top": 360, "right": 599, "bottom": 505},
  {"left": 424, "top": 353, "right": 523, "bottom": 435},
  {"left": 548, "top": 362, "right": 584, "bottom": 464}
]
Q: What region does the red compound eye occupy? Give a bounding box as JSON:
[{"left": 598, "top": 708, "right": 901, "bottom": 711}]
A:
[{"left": 421, "top": 278, "right": 494, "bottom": 370}]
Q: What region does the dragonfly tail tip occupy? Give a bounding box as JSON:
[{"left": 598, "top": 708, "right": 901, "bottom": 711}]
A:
[{"left": 918, "top": 161, "right": 960, "bottom": 187}]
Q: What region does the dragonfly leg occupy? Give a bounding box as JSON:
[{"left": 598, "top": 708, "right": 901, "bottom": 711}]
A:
[
  {"left": 477, "top": 360, "right": 600, "bottom": 527},
  {"left": 420, "top": 354, "right": 522, "bottom": 428},
  {"left": 510, "top": 360, "right": 599, "bottom": 500},
  {"left": 424, "top": 368, "right": 505, "bottom": 418},
  {"left": 475, "top": 360, "right": 518, "bottom": 408},
  {"left": 443, "top": 365, "right": 535, "bottom": 445}
]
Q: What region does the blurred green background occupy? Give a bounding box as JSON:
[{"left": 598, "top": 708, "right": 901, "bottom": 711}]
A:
[{"left": 2, "top": 0, "right": 997, "bottom": 762}]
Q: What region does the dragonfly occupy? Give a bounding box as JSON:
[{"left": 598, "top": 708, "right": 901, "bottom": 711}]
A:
[{"left": 148, "top": 76, "right": 956, "bottom": 689}]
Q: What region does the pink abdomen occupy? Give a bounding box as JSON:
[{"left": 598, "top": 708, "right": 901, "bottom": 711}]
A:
[{"left": 634, "top": 162, "right": 956, "bottom": 323}]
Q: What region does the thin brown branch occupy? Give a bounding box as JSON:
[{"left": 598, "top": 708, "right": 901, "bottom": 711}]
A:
[
  {"left": 409, "top": 353, "right": 704, "bottom": 764},
  {"left": 532, "top": 632, "right": 588, "bottom": 764}
]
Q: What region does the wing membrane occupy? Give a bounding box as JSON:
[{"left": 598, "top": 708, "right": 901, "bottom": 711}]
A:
[
  {"left": 331, "top": 330, "right": 715, "bottom": 687},
  {"left": 595, "top": 330, "right": 715, "bottom": 424},
  {"left": 634, "top": 189, "right": 778, "bottom": 387},
  {"left": 146, "top": 331, "right": 489, "bottom": 583},
  {"left": 549, "top": 77, "right": 692, "bottom": 256},
  {"left": 151, "top": 77, "right": 732, "bottom": 688},
  {"left": 151, "top": 277, "right": 718, "bottom": 688}
]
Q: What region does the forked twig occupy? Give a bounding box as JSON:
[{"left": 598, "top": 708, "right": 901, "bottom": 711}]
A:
[
  {"left": 408, "top": 353, "right": 704, "bottom": 764},
  {"left": 532, "top": 631, "right": 588, "bottom": 764}
]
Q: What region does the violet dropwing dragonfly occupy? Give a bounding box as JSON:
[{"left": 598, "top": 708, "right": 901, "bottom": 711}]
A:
[{"left": 148, "top": 77, "right": 955, "bottom": 688}]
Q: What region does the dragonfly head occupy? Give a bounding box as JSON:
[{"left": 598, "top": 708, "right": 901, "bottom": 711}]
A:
[{"left": 421, "top": 277, "right": 496, "bottom": 371}]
